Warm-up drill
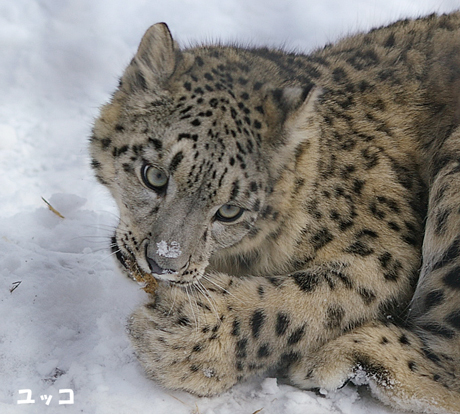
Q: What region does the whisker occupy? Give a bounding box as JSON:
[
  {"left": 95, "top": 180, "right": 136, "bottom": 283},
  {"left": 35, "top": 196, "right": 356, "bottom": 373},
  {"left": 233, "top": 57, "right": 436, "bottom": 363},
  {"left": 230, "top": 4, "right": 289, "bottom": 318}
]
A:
[
  {"left": 202, "top": 275, "right": 244, "bottom": 304},
  {"left": 195, "top": 281, "right": 220, "bottom": 322},
  {"left": 185, "top": 285, "right": 199, "bottom": 331},
  {"left": 86, "top": 246, "right": 121, "bottom": 271},
  {"left": 167, "top": 285, "right": 179, "bottom": 317}
]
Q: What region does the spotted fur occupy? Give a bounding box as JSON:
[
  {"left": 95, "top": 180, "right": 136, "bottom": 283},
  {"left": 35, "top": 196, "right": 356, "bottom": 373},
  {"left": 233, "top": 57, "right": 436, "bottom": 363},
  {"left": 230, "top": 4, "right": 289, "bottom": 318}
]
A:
[{"left": 91, "top": 13, "right": 460, "bottom": 413}]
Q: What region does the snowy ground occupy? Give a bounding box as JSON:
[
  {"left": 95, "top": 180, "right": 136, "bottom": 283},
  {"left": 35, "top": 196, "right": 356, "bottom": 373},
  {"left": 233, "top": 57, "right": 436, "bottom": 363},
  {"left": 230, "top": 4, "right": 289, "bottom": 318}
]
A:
[{"left": 1, "top": 1, "right": 459, "bottom": 413}]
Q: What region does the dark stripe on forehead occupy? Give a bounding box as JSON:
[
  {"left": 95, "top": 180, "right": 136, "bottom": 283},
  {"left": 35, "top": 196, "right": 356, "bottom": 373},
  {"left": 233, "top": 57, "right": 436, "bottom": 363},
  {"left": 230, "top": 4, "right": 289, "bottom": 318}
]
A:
[
  {"left": 230, "top": 180, "right": 240, "bottom": 200},
  {"left": 149, "top": 138, "right": 162, "bottom": 150},
  {"left": 170, "top": 151, "right": 184, "bottom": 172}
]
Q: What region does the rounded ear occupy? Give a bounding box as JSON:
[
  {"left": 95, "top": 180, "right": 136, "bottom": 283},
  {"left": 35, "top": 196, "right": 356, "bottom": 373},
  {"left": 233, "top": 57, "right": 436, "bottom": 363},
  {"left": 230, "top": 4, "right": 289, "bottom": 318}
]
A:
[
  {"left": 263, "top": 84, "right": 320, "bottom": 143},
  {"left": 121, "top": 23, "right": 180, "bottom": 93},
  {"left": 264, "top": 86, "right": 323, "bottom": 176},
  {"left": 262, "top": 84, "right": 316, "bottom": 142}
]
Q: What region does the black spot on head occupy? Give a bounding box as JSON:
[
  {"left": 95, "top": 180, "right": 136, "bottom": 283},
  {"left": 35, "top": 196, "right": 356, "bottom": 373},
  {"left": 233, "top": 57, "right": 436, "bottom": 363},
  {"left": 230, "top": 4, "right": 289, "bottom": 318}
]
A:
[
  {"left": 408, "top": 361, "right": 417, "bottom": 371},
  {"left": 332, "top": 67, "right": 347, "bottom": 83},
  {"left": 149, "top": 138, "right": 162, "bottom": 150},
  {"left": 113, "top": 145, "right": 129, "bottom": 157},
  {"left": 384, "top": 33, "right": 396, "bottom": 48},
  {"left": 191, "top": 119, "right": 201, "bottom": 127},
  {"left": 178, "top": 133, "right": 191, "bottom": 142},
  {"left": 180, "top": 105, "right": 193, "bottom": 115},
  {"left": 91, "top": 159, "right": 101, "bottom": 170},
  {"left": 230, "top": 180, "right": 239, "bottom": 199},
  {"left": 122, "top": 163, "right": 134, "bottom": 173},
  {"left": 346, "top": 49, "right": 380, "bottom": 70},
  {"left": 101, "top": 138, "right": 112, "bottom": 150}
]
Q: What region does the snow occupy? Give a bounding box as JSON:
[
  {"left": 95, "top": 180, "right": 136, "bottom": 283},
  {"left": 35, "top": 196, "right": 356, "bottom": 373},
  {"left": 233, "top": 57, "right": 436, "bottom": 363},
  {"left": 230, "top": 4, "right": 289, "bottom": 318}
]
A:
[
  {"left": 156, "top": 241, "right": 183, "bottom": 259},
  {"left": 1, "top": 0, "right": 459, "bottom": 413}
]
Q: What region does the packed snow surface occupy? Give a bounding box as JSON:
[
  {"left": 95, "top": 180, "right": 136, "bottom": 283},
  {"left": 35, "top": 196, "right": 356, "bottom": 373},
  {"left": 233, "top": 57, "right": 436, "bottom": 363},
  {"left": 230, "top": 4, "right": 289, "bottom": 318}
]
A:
[{"left": 2, "top": 1, "right": 459, "bottom": 413}]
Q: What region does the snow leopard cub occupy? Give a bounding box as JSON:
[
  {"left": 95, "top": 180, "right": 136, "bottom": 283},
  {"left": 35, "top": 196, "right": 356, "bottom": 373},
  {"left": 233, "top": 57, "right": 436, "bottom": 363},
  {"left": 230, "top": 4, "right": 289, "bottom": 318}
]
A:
[{"left": 91, "top": 12, "right": 460, "bottom": 413}]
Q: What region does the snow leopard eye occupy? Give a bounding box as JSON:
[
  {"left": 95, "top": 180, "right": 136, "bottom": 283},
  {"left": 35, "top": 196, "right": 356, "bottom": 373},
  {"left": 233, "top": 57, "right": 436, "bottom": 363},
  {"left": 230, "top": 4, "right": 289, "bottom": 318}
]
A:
[
  {"left": 215, "top": 204, "right": 244, "bottom": 222},
  {"left": 141, "top": 164, "right": 168, "bottom": 192}
]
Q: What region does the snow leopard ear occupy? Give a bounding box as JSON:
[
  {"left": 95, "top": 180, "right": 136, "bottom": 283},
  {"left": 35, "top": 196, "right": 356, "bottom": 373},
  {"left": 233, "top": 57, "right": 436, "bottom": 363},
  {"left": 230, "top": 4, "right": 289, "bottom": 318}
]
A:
[
  {"left": 263, "top": 84, "right": 315, "bottom": 137},
  {"left": 263, "top": 84, "right": 321, "bottom": 144},
  {"left": 263, "top": 85, "right": 322, "bottom": 174},
  {"left": 121, "top": 23, "right": 180, "bottom": 93}
]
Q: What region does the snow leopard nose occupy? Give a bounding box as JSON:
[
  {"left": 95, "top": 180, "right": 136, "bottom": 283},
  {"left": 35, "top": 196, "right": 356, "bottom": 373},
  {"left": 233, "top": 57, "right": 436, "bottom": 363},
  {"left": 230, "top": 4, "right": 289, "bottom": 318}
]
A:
[
  {"left": 146, "top": 256, "right": 177, "bottom": 275},
  {"left": 145, "top": 240, "right": 189, "bottom": 276}
]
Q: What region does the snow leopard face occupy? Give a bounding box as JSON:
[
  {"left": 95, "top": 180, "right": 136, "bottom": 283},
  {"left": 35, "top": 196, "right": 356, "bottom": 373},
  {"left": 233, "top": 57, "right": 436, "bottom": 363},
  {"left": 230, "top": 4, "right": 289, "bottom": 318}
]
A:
[{"left": 89, "top": 24, "right": 314, "bottom": 285}]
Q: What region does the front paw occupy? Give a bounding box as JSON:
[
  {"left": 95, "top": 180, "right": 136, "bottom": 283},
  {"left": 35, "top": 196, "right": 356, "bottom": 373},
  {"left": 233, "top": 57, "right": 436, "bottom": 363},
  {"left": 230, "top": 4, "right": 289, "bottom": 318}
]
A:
[
  {"left": 128, "top": 281, "right": 238, "bottom": 396},
  {"left": 289, "top": 339, "right": 358, "bottom": 392}
]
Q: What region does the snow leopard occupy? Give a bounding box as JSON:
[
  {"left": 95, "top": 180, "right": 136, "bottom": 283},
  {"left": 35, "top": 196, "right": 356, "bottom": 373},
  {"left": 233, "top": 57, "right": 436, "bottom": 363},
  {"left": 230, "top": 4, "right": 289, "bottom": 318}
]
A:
[{"left": 90, "top": 12, "right": 460, "bottom": 413}]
